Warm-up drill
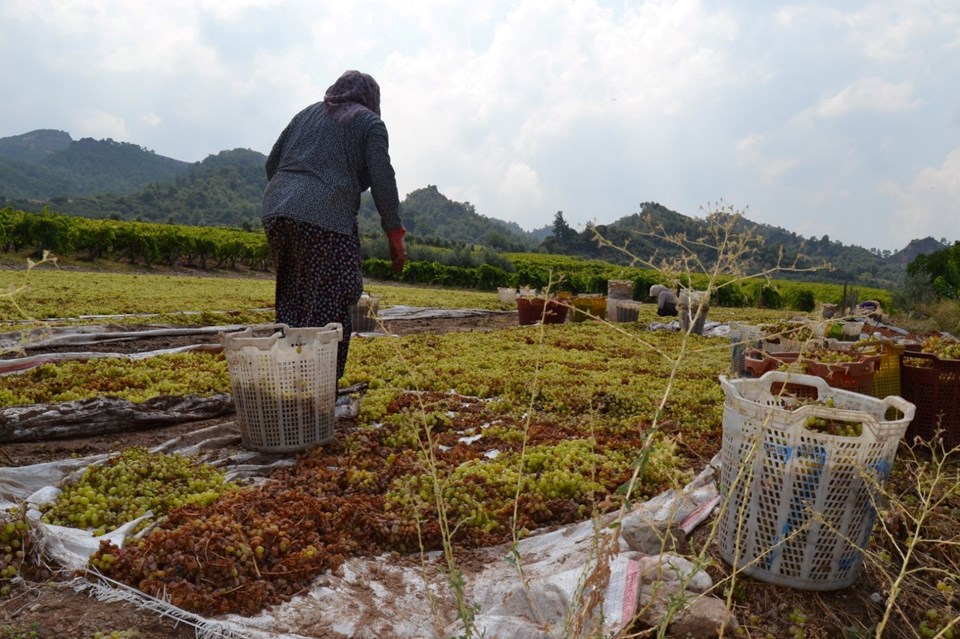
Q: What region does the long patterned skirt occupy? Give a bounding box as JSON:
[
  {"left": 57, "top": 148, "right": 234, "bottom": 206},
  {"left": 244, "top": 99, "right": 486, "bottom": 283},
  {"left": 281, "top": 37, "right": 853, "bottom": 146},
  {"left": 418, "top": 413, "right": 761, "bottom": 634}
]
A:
[{"left": 263, "top": 216, "right": 363, "bottom": 380}]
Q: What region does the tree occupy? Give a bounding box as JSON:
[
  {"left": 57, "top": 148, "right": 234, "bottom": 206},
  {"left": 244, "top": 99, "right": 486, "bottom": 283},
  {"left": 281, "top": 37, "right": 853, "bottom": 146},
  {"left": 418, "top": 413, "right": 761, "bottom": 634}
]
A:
[
  {"left": 551, "top": 211, "right": 578, "bottom": 247},
  {"left": 907, "top": 242, "right": 960, "bottom": 299}
]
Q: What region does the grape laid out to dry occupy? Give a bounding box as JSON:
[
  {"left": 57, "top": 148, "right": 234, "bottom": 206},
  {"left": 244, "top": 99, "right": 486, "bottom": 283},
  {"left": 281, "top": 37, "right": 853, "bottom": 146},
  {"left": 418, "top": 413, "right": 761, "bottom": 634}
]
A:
[
  {"left": 803, "top": 348, "right": 858, "bottom": 364},
  {"left": 41, "top": 448, "right": 235, "bottom": 536},
  {"left": 0, "top": 509, "right": 28, "bottom": 598},
  {"left": 89, "top": 391, "right": 683, "bottom": 617}
]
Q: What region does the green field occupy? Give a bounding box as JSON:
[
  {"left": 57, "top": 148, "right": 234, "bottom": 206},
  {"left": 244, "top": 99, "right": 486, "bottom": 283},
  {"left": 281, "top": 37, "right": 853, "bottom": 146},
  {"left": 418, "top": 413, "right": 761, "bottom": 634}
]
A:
[{"left": 0, "top": 265, "right": 955, "bottom": 639}]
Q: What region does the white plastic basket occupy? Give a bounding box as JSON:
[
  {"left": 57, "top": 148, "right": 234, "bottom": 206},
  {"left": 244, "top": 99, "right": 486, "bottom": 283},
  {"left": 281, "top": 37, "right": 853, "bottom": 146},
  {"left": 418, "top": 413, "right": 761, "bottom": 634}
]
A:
[
  {"left": 729, "top": 323, "right": 762, "bottom": 376},
  {"left": 497, "top": 287, "right": 517, "bottom": 304},
  {"left": 349, "top": 296, "right": 380, "bottom": 333},
  {"left": 716, "top": 371, "right": 915, "bottom": 590},
  {"left": 607, "top": 279, "right": 634, "bottom": 300},
  {"left": 220, "top": 323, "right": 343, "bottom": 453}
]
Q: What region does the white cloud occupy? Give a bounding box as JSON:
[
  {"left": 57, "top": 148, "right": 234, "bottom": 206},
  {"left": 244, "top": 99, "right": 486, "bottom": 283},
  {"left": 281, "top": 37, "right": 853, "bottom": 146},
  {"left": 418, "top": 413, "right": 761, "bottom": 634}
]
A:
[
  {"left": 814, "top": 77, "right": 919, "bottom": 118},
  {"left": 2, "top": 0, "right": 959, "bottom": 250},
  {"left": 496, "top": 161, "right": 543, "bottom": 208},
  {"left": 883, "top": 148, "right": 960, "bottom": 244},
  {"left": 735, "top": 134, "right": 798, "bottom": 181},
  {"left": 77, "top": 111, "right": 129, "bottom": 141},
  {"left": 842, "top": 3, "right": 938, "bottom": 62}
]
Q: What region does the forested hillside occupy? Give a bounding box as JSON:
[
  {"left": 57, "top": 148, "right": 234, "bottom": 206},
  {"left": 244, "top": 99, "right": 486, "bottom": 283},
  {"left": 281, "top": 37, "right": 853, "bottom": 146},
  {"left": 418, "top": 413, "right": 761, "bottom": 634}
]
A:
[
  {"left": 357, "top": 185, "right": 540, "bottom": 251},
  {"left": 542, "top": 203, "right": 926, "bottom": 287},
  {"left": 0, "top": 130, "right": 189, "bottom": 199},
  {"left": 1, "top": 128, "right": 944, "bottom": 288},
  {"left": 31, "top": 149, "right": 267, "bottom": 227}
]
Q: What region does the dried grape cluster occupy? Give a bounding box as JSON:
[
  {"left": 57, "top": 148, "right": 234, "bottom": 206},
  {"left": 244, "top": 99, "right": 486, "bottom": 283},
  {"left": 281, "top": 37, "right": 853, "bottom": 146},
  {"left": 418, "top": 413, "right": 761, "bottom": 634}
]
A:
[
  {"left": 82, "top": 324, "right": 728, "bottom": 618},
  {"left": 42, "top": 447, "right": 234, "bottom": 536},
  {"left": 921, "top": 335, "right": 960, "bottom": 361},
  {"left": 93, "top": 488, "right": 357, "bottom": 616},
  {"left": 92, "top": 631, "right": 140, "bottom": 639},
  {"left": 90, "top": 393, "right": 686, "bottom": 617},
  {"left": 762, "top": 321, "right": 818, "bottom": 344},
  {"left": 0, "top": 509, "right": 28, "bottom": 597}
]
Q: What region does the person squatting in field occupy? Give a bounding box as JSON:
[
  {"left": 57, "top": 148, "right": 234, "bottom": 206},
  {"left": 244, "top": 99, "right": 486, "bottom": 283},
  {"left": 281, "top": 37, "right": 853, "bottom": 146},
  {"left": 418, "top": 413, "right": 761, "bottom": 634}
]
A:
[
  {"left": 261, "top": 69, "right": 407, "bottom": 379},
  {"left": 649, "top": 284, "right": 678, "bottom": 317}
]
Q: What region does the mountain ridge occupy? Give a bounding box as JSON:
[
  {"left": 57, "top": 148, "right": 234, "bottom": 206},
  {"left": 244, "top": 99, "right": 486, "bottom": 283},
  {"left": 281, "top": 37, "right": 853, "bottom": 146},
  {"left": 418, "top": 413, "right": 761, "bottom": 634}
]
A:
[{"left": 0, "top": 129, "right": 946, "bottom": 286}]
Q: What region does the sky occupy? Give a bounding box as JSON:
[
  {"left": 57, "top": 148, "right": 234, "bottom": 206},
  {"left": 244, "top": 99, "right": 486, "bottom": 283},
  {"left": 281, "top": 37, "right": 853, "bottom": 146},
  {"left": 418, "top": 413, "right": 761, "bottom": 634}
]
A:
[{"left": 2, "top": 0, "right": 959, "bottom": 252}]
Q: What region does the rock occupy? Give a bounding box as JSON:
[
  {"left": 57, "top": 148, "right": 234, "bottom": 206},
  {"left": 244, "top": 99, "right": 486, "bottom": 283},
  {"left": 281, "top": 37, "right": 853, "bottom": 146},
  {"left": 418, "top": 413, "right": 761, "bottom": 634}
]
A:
[
  {"left": 668, "top": 595, "right": 739, "bottom": 638},
  {"left": 636, "top": 554, "right": 713, "bottom": 593},
  {"left": 635, "top": 584, "right": 739, "bottom": 639},
  {"left": 621, "top": 518, "right": 685, "bottom": 554}
]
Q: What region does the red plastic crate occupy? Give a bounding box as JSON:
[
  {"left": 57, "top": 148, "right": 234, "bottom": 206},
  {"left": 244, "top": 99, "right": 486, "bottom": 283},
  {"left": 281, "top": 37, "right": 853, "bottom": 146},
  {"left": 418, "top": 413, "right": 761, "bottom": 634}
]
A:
[
  {"left": 899, "top": 351, "right": 960, "bottom": 448},
  {"left": 743, "top": 348, "right": 879, "bottom": 396}
]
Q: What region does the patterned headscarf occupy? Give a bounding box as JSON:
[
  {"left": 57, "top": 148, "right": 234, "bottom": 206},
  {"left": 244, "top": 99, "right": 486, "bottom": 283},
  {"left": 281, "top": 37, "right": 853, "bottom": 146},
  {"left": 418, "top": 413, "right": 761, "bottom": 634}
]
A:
[{"left": 323, "top": 70, "right": 381, "bottom": 124}]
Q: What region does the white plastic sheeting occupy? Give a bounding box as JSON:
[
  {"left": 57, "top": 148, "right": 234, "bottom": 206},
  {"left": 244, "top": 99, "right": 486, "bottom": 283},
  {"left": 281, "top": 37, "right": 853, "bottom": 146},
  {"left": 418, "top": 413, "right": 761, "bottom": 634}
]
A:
[{"left": 0, "top": 424, "right": 719, "bottom": 639}]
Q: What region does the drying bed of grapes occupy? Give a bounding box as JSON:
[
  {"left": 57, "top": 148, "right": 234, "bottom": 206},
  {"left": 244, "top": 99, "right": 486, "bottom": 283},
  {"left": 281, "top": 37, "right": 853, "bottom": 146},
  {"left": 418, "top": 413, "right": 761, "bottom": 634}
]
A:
[{"left": 0, "top": 321, "right": 741, "bottom": 617}]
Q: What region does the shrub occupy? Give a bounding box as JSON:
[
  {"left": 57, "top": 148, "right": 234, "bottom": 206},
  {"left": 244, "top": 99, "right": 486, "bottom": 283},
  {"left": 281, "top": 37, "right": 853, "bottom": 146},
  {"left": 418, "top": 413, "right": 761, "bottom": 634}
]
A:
[
  {"left": 756, "top": 283, "right": 783, "bottom": 309},
  {"left": 713, "top": 282, "right": 750, "bottom": 308},
  {"left": 790, "top": 288, "right": 816, "bottom": 312}
]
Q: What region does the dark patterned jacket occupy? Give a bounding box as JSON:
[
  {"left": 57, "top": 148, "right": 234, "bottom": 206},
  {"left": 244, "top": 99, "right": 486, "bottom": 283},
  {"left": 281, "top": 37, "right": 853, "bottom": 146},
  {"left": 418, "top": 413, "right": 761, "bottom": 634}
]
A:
[{"left": 261, "top": 103, "right": 402, "bottom": 234}]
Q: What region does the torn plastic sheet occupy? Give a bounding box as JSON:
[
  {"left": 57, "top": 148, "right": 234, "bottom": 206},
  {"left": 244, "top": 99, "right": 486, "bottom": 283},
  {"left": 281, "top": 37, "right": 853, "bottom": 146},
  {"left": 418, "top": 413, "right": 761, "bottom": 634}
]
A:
[
  {"left": 0, "top": 324, "right": 245, "bottom": 352},
  {"left": 377, "top": 305, "right": 515, "bottom": 321},
  {"left": 0, "top": 393, "right": 234, "bottom": 443},
  {"left": 647, "top": 320, "right": 725, "bottom": 336},
  {"left": 0, "top": 425, "right": 719, "bottom": 639}
]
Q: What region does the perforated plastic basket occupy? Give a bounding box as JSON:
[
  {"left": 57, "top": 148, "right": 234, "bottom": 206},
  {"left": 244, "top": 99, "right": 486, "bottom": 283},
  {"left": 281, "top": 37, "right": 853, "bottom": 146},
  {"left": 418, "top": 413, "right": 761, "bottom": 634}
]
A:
[
  {"left": 729, "top": 323, "right": 762, "bottom": 377},
  {"left": 614, "top": 300, "right": 642, "bottom": 323},
  {"left": 349, "top": 296, "right": 380, "bottom": 333},
  {"left": 717, "top": 371, "right": 914, "bottom": 590},
  {"left": 900, "top": 351, "right": 960, "bottom": 448},
  {"left": 221, "top": 323, "right": 342, "bottom": 453},
  {"left": 607, "top": 279, "right": 634, "bottom": 300},
  {"left": 679, "top": 304, "right": 709, "bottom": 335}
]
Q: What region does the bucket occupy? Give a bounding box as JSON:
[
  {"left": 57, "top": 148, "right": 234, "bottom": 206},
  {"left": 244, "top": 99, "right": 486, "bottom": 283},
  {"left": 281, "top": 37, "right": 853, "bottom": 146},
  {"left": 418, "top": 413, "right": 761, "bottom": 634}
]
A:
[
  {"left": 607, "top": 279, "right": 634, "bottom": 300},
  {"left": 349, "top": 296, "right": 380, "bottom": 333},
  {"left": 717, "top": 371, "right": 914, "bottom": 590},
  {"left": 517, "top": 297, "right": 568, "bottom": 325},
  {"left": 497, "top": 287, "right": 517, "bottom": 304},
  {"left": 729, "top": 323, "right": 762, "bottom": 377},
  {"left": 613, "top": 300, "right": 642, "bottom": 323},
  {"left": 221, "top": 323, "right": 343, "bottom": 453},
  {"left": 570, "top": 295, "right": 607, "bottom": 322},
  {"left": 679, "top": 304, "right": 709, "bottom": 335}
]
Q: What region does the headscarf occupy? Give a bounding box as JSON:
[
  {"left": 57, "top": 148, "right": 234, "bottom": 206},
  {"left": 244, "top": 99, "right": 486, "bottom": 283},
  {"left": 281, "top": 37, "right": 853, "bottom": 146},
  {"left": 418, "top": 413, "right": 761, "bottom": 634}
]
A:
[{"left": 323, "top": 70, "right": 381, "bottom": 124}]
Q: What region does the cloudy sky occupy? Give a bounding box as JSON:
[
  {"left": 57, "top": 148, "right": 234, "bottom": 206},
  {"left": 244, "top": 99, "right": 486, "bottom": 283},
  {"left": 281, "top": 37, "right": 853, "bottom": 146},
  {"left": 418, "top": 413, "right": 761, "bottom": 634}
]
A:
[{"left": 2, "top": 0, "right": 958, "bottom": 251}]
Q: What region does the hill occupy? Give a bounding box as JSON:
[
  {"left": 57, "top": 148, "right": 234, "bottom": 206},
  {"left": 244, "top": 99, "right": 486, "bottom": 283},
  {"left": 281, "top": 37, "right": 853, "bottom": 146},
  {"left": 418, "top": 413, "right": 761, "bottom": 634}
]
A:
[
  {"left": 358, "top": 185, "right": 540, "bottom": 251},
  {"left": 885, "top": 237, "right": 947, "bottom": 266},
  {"left": 5, "top": 138, "right": 541, "bottom": 247},
  {"left": 22, "top": 148, "right": 267, "bottom": 227},
  {"left": 0, "top": 129, "right": 72, "bottom": 162},
  {"left": 544, "top": 202, "right": 919, "bottom": 287},
  {"left": 1, "top": 128, "right": 948, "bottom": 287},
  {"left": 0, "top": 129, "right": 190, "bottom": 199}
]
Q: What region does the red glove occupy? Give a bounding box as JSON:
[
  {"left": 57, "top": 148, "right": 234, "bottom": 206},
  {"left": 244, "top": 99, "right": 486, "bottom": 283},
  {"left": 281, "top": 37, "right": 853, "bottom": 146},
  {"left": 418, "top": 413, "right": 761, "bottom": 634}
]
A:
[{"left": 387, "top": 227, "right": 407, "bottom": 273}]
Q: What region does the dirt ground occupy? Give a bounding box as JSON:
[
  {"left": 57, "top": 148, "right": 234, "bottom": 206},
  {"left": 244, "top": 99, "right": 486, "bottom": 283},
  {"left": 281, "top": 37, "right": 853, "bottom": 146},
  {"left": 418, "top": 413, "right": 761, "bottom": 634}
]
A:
[{"left": 0, "top": 312, "right": 524, "bottom": 639}]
